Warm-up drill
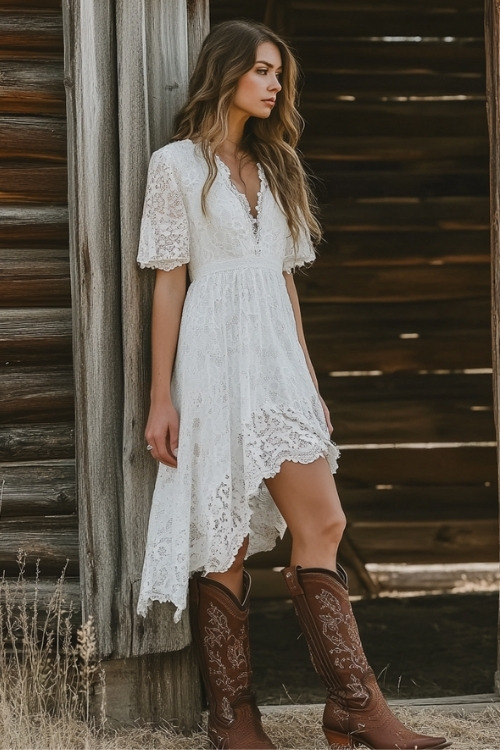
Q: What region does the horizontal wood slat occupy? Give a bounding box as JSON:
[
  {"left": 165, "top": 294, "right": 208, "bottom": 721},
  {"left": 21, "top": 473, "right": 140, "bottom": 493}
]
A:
[
  {"left": 0, "top": 423, "right": 75, "bottom": 461},
  {"left": 294, "top": 39, "right": 486, "bottom": 75},
  {"left": 302, "top": 70, "right": 486, "bottom": 99},
  {"left": 0, "top": 459, "right": 75, "bottom": 517},
  {"left": 314, "top": 167, "right": 489, "bottom": 202},
  {"left": 1, "top": 117, "right": 67, "bottom": 160},
  {"left": 290, "top": 5, "right": 484, "bottom": 38},
  {"left": 0, "top": 577, "right": 81, "bottom": 621},
  {"left": 0, "top": 12, "right": 63, "bottom": 59},
  {"left": 0, "top": 61, "right": 65, "bottom": 115},
  {"left": 0, "top": 366, "right": 74, "bottom": 423},
  {"left": 321, "top": 372, "right": 495, "bottom": 444},
  {"left": 302, "top": 136, "right": 489, "bottom": 163},
  {"left": 0, "top": 308, "right": 72, "bottom": 364},
  {"left": 337, "top": 446, "right": 497, "bottom": 487},
  {"left": 0, "top": 248, "right": 70, "bottom": 306},
  {"left": 302, "top": 100, "right": 488, "bottom": 139},
  {"left": 320, "top": 196, "right": 489, "bottom": 231},
  {"left": 0, "top": 165, "right": 67, "bottom": 203},
  {"left": 0, "top": 206, "right": 68, "bottom": 247},
  {"left": 296, "top": 262, "right": 490, "bottom": 303},
  {"left": 303, "top": 298, "right": 492, "bottom": 373},
  {"left": 318, "top": 230, "right": 490, "bottom": 265},
  {"left": 0, "top": 516, "right": 78, "bottom": 576}
]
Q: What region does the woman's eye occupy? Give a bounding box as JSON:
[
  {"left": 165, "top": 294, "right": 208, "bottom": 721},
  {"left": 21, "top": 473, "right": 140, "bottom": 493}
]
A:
[{"left": 257, "top": 68, "right": 268, "bottom": 75}]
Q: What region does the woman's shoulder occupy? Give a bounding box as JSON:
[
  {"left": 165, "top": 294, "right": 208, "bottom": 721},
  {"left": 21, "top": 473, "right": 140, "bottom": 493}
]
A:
[{"left": 151, "top": 139, "right": 198, "bottom": 167}]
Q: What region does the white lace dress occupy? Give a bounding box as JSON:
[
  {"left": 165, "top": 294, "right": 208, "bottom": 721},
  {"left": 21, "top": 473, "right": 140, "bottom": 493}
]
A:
[{"left": 136, "top": 139, "right": 340, "bottom": 621}]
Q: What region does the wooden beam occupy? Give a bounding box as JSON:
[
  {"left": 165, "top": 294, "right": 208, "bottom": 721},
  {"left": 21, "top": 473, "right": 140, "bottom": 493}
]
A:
[
  {"left": 484, "top": 0, "right": 500, "bottom": 696},
  {"left": 62, "top": 0, "right": 124, "bottom": 659},
  {"left": 63, "top": 0, "right": 208, "bottom": 727},
  {"left": 0, "top": 422, "right": 74, "bottom": 461}
]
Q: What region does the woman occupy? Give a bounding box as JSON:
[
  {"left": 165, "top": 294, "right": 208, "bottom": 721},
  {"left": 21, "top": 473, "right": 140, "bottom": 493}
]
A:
[{"left": 137, "top": 19, "right": 450, "bottom": 750}]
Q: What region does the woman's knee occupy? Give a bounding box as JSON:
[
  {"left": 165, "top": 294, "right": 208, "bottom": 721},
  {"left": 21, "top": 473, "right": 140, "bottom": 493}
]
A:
[{"left": 294, "top": 509, "right": 347, "bottom": 547}]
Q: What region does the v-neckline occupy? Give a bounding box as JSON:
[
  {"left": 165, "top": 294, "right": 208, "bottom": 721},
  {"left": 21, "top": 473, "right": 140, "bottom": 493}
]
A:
[{"left": 215, "top": 155, "right": 265, "bottom": 227}]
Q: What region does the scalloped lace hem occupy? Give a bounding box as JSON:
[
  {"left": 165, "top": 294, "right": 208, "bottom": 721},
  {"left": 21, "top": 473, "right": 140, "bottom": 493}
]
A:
[{"left": 137, "top": 441, "right": 340, "bottom": 623}]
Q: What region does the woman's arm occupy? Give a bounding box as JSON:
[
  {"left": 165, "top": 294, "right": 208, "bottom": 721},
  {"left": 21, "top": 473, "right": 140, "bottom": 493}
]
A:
[
  {"left": 283, "top": 271, "right": 333, "bottom": 434},
  {"left": 144, "top": 265, "right": 188, "bottom": 466}
]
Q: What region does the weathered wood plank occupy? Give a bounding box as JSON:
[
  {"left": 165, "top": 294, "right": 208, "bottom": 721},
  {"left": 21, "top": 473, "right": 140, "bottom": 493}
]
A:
[
  {"left": 320, "top": 196, "right": 490, "bottom": 231},
  {"left": 303, "top": 70, "right": 486, "bottom": 99},
  {"left": 337, "top": 446, "right": 497, "bottom": 488},
  {"left": 290, "top": 3, "right": 484, "bottom": 37},
  {"left": 0, "top": 460, "right": 75, "bottom": 517},
  {"left": 0, "top": 308, "right": 72, "bottom": 364},
  {"left": 302, "top": 136, "right": 489, "bottom": 162},
  {"left": 315, "top": 167, "right": 489, "bottom": 202},
  {"left": 0, "top": 577, "right": 81, "bottom": 621},
  {"left": 116, "top": 0, "right": 205, "bottom": 659},
  {"left": 0, "top": 366, "right": 74, "bottom": 422},
  {"left": 0, "top": 117, "right": 67, "bottom": 160},
  {"left": 303, "top": 100, "right": 488, "bottom": 139},
  {"left": 0, "top": 11, "right": 63, "bottom": 59},
  {"left": 0, "top": 249, "right": 70, "bottom": 306},
  {"left": 302, "top": 298, "right": 492, "bottom": 373},
  {"left": 296, "top": 261, "right": 490, "bottom": 303},
  {"left": 0, "top": 206, "right": 68, "bottom": 247},
  {"left": 294, "top": 38, "right": 486, "bottom": 75},
  {"left": 0, "top": 61, "right": 65, "bottom": 115},
  {"left": 0, "top": 422, "right": 74, "bottom": 461},
  {"left": 318, "top": 229, "right": 490, "bottom": 265},
  {"left": 321, "top": 372, "right": 495, "bottom": 444},
  {"left": 348, "top": 519, "right": 498, "bottom": 564},
  {"left": 0, "top": 165, "right": 67, "bottom": 204},
  {"left": 63, "top": 0, "right": 123, "bottom": 659},
  {"left": 0, "top": 516, "right": 78, "bottom": 576}
]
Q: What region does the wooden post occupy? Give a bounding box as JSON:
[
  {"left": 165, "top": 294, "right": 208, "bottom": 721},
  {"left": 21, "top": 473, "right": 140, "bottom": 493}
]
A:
[
  {"left": 63, "top": 0, "right": 209, "bottom": 726},
  {"left": 484, "top": 0, "right": 500, "bottom": 696}
]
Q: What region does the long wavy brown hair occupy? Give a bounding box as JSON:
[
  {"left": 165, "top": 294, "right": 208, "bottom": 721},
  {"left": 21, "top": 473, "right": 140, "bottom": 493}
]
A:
[{"left": 173, "top": 19, "right": 322, "bottom": 248}]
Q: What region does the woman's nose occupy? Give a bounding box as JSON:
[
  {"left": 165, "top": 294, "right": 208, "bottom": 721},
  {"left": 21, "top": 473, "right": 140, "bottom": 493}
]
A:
[{"left": 269, "top": 74, "right": 281, "bottom": 92}]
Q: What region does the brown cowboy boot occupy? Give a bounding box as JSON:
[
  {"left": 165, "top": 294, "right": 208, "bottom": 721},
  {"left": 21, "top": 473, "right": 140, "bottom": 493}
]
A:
[
  {"left": 189, "top": 571, "right": 276, "bottom": 750},
  {"left": 283, "top": 565, "right": 451, "bottom": 750}
]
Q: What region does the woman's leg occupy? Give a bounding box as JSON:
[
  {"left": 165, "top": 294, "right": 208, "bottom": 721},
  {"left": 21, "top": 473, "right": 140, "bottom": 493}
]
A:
[
  {"left": 264, "top": 456, "right": 346, "bottom": 569},
  {"left": 265, "top": 457, "right": 449, "bottom": 750},
  {"left": 206, "top": 535, "right": 249, "bottom": 601}
]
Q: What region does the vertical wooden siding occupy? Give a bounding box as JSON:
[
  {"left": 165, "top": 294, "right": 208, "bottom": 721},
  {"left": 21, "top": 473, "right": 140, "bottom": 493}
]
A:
[{"left": 0, "top": 2, "right": 77, "bottom": 586}]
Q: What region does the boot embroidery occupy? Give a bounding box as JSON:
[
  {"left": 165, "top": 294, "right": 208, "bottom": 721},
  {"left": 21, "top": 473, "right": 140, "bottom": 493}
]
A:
[
  {"left": 314, "top": 588, "right": 370, "bottom": 704},
  {"left": 204, "top": 601, "right": 249, "bottom": 700}
]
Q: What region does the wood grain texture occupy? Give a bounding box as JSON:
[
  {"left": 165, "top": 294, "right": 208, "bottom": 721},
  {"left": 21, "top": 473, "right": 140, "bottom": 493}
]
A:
[
  {"left": 116, "top": 0, "right": 208, "bottom": 661},
  {"left": 1, "top": 117, "right": 67, "bottom": 160},
  {"left": 0, "top": 459, "right": 75, "bottom": 517},
  {"left": 0, "top": 516, "right": 78, "bottom": 576},
  {"left": 63, "top": 0, "right": 123, "bottom": 660},
  {"left": 0, "top": 249, "right": 70, "bottom": 307},
  {"left": 0, "top": 366, "right": 74, "bottom": 422},
  {"left": 0, "top": 308, "right": 72, "bottom": 364},
  {"left": 0, "top": 206, "right": 68, "bottom": 248},
  {"left": 0, "top": 422, "right": 74, "bottom": 461}
]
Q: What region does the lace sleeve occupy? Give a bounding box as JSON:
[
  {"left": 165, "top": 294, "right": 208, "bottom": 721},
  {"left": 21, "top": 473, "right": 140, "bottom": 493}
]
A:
[
  {"left": 283, "top": 223, "right": 316, "bottom": 274},
  {"left": 137, "top": 150, "right": 190, "bottom": 271}
]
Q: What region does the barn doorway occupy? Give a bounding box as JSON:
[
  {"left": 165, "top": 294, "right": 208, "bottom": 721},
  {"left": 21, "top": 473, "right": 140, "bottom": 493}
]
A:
[{"left": 209, "top": 0, "right": 499, "bottom": 703}]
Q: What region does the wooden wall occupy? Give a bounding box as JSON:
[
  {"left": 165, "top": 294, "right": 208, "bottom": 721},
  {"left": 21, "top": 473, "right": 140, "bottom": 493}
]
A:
[
  {"left": 211, "top": 0, "right": 498, "bottom": 589},
  {"left": 0, "top": 2, "right": 77, "bottom": 591}
]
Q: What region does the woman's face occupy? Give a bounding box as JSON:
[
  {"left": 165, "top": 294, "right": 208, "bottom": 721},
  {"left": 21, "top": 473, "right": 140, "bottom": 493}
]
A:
[{"left": 230, "top": 42, "right": 283, "bottom": 121}]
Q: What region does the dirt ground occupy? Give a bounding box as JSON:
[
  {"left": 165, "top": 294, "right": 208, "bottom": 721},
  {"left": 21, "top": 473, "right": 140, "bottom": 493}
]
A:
[{"left": 249, "top": 591, "right": 499, "bottom": 705}]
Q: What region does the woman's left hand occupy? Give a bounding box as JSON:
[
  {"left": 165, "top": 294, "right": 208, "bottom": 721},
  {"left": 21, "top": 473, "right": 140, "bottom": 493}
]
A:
[{"left": 319, "top": 394, "right": 333, "bottom": 435}]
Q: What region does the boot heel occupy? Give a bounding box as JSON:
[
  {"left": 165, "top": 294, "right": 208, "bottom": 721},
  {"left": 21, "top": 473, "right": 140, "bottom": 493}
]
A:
[{"left": 323, "top": 726, "right": 353, "bottom": 748}]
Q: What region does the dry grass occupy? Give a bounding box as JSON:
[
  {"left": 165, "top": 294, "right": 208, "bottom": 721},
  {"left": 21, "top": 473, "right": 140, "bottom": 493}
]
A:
[{"left": 1, "top": 557, "right": 499, "bottom": 749}]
